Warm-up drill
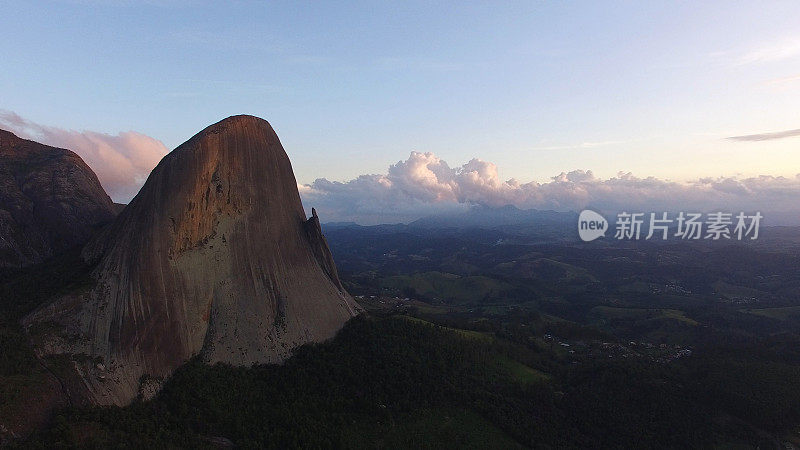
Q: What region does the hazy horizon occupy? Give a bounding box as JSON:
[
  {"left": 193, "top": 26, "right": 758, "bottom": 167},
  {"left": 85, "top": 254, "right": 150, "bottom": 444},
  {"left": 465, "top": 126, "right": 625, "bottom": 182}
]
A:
[
  {"left": 2, "top": 112, "right": 799, "bottom": 226},
  {"left": 2, "top": 1, "right": 799, "bottom": 224}
]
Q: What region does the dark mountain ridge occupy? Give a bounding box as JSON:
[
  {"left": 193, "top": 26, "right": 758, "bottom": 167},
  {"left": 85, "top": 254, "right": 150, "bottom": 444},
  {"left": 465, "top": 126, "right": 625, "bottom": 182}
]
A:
[{"left": 0, "top": 129, "right": 116, "bottom": 268}]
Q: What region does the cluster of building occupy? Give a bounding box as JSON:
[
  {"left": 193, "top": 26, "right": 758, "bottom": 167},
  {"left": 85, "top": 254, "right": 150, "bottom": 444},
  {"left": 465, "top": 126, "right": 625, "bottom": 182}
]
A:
[{"left": 544, "top": 334, "right": 693, "bottom": 363}]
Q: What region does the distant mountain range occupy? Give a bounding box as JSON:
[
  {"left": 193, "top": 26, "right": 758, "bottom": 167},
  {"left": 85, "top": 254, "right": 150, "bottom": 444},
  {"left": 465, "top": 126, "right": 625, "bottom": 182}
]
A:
[
  {"left": 410, "top": 204, "right": 577, "bottom": 229},
  {"left": 322, "top": 205, "right": 579, "bottom": 244}
]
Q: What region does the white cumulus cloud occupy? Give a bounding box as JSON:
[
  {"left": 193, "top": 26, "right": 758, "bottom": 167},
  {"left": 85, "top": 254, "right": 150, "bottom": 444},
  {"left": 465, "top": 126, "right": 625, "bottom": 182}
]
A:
[
  {"left": 0, "top": 111, "right": 168, "bottom": 202},
  {"left": 301, "top": 152, "right": 800, "bottom": 225}
]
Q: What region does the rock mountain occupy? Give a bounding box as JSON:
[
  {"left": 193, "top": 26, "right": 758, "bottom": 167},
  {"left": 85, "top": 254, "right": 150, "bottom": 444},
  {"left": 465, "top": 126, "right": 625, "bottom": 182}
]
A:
[
  {"left": 0, "top": 129, "right": 116, "bottom": 267},
  {"left": 24, "top": 115, "right": 360, "bottom": 406}
]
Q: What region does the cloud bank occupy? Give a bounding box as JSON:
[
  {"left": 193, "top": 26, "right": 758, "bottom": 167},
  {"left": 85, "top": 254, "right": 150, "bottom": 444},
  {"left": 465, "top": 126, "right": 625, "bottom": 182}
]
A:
[
  {"left": 728, "top": 128, "right": 800, "bottom": 142},
  {"left": 2, "top": 112, "right": 797, "bottom": 225},
  {"left": 300, "top": 151, "right": 800, "bottom": 225},
  {"left": 0, "top": 111, "right": 168, "bottom": 202},
  {"left": 737, "top": 37, "right": 800, "bottom": 65}
]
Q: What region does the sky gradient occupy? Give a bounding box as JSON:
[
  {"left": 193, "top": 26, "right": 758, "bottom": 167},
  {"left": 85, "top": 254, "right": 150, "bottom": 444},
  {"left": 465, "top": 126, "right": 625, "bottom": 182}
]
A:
[{"left": 2, "top": 1, "right": 799, "bottom": 223}]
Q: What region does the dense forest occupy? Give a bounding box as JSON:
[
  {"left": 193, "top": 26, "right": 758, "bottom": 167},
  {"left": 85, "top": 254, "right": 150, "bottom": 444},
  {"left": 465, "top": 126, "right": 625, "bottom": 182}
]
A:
[
  {"left": 14, "top": 314, "right": 797, "bottom": 448},
  {"left": 4, "top": 226, "right": 800, "bottom": 448}
]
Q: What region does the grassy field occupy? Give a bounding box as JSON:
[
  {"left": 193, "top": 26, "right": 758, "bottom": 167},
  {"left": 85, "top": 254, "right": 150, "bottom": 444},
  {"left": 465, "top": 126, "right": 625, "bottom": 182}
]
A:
[
  {"left": 493, "top": 257, "right": 598, "bottom": 283},
  {"left": 589, "top": 306, "right": 699, "bottom": 326},
  {"left": 743, "top": 306, "right": 800, "bottom": 320},
  {"left": 379, "top": 271, "right": 516, "bottom": 304},
  {"left": 713, "top": 280, "right": 763, "bottom": 299},
  {"left": 398, "top": 315, "right": 493, "bottom": 342},
  {"left": 497, "top": 356, "right": 550, "bottom": 385}
]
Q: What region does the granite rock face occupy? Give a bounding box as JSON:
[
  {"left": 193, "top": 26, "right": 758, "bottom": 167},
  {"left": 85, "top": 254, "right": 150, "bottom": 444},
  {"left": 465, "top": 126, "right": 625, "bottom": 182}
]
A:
[
  {"left": 0, "top": 129, "right": 116, "bottom": 267},
  {"left": 24, "top": 115, "right": 360, "bottom": 406}
]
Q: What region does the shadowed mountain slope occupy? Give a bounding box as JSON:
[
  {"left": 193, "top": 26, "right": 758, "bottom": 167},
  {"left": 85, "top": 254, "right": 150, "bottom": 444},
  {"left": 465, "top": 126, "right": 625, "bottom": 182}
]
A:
[{"left": 0, "top": 129, "right": 116, "bottom": 268}]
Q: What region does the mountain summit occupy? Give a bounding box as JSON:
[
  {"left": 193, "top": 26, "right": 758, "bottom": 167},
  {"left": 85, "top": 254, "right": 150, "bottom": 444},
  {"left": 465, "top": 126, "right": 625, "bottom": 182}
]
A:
[
  {"left": 25, "top": 115, "right": 361, "bottom": 405},
  {"left": 0, "top": 129, "right": 116, "bottom": 267}
]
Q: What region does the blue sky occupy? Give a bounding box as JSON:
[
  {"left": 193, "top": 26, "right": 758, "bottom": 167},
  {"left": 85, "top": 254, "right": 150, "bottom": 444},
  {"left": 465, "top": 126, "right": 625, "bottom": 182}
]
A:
[{"left": 2, "top": 1, "right": 800, "bottom": 222}]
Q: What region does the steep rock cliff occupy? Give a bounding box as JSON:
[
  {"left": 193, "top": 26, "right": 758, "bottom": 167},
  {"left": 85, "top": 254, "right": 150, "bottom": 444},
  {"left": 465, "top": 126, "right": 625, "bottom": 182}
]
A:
[{"left": 24, "top": 115, "right": 360, "bottom": 406}]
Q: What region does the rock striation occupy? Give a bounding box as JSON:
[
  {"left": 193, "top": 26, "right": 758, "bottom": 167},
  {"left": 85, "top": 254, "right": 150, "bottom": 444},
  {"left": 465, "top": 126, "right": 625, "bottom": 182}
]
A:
[
  {"left": 24, "top": 115, "right": 360, "bottom": 405},
  {"left": 0, "top": 129, "right": 116, "bottom": 267}
]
